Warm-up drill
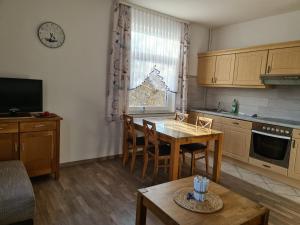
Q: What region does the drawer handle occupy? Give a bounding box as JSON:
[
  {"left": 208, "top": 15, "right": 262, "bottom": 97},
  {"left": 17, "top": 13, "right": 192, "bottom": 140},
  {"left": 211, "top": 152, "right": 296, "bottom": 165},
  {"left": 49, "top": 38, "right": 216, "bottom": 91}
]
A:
[
  {"left": 34, "top": 124, "right": 45, "bottom": 128},
  {"left": 0, "top": 127, "right": 3, "bottom": 130},
  {"left": 262, "top": 164, "right": 271, "bottom": 168},
  {"left": 232, "top": 122, "right": 239, "bottom": 125}
]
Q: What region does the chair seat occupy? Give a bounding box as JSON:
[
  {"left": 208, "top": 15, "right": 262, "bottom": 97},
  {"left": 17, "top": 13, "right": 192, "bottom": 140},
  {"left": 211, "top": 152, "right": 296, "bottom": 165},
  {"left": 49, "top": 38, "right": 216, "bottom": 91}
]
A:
[
  {"left": 128, "top": 136, "right": 145, "bottom": 146},
  {"left": 181, "top": 143, "right": 207, "bottom": 152},
  {"left": 148, "top": 144, "right": 171, "bottom": 156}
]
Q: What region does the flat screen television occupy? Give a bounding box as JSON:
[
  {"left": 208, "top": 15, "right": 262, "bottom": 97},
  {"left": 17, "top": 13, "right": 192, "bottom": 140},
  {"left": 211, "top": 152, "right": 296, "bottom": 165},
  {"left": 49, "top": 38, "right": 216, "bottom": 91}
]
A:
[{"left": 0, "top": 77, "right": 43, "bottom": 114}]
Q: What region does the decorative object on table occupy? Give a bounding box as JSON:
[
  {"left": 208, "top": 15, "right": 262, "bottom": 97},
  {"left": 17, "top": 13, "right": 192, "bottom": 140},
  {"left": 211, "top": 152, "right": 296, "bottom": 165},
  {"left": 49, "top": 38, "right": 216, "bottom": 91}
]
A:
[
  {"left": 173, "top": 176, "right": 223, "bottom": 213},
  {"left": 34, "top": 111, "right": 56, "bottom": 118},
  {"left": 38, "top": 22, "right": 65, "bottom": 48},
  {"left": 193, "top": 176, "right": 209, "bottom": 202},
  {"left": 231, "top": 98, "right": 239, "bottom": 114}
]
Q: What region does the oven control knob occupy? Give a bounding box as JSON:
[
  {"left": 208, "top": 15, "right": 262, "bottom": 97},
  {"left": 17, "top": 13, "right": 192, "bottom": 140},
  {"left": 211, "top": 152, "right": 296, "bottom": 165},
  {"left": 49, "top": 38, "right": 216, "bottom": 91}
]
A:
[
  {"left": 262, "top": 126, "right": 266, "bottom": 130},
  {"left": 276, "top": 128, "right": 280, "bottom": 133},
  {"left": 271, "top": 128, "right": 275, "bottom": 132},
  {"left": 285, "top": 130, "right": 290, "bottom": 134},
  {"left": 280, "top": 130, "right": 284, "bottom": 134},
  {"left": 267, "top": 127, "right": 271, "bottom": 131}
]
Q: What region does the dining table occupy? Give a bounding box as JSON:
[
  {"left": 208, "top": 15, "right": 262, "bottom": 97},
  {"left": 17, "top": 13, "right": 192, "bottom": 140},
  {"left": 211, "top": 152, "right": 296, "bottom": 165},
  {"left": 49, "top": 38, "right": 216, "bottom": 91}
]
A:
[{"left": 125, "top": 117, "right": 224, "bottom": 183}]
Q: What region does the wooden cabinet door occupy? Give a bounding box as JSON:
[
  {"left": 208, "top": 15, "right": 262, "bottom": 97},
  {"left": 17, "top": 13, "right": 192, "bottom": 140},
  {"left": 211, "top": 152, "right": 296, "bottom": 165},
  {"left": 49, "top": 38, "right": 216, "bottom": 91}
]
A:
[
  {"left": 288, "top": 139, "right": 300, "bottom": 180},
  {"left": 214, "top": 54, "right": 235, "bottom": 85},
  {"left": 0, "top": 133, "right": 18, "bottom": 160},
  {"left": 233, "top": 50, "right": 268, "bottom": 86},
  {"left": 267, "top": 47, "right": 300, "bottom": 75},
  {"left": 197, "top": 56, "right": 216, "bottom": 85},
  {"left": 20, "top": 131, "right": 55, "bottom": 177},
  {"left": 222, "top": 125, "right": 251, "bottom": 162}
]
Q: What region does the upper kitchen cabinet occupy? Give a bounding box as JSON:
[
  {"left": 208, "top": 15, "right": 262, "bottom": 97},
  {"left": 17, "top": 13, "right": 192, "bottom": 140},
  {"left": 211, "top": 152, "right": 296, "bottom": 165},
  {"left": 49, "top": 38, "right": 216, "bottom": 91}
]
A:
[
  {"left": 233, "top": 50, "right": 268, "bottom": 86},
  {"left": 197, "top": 54, "right": 235, "bottom": 85},
  {"left": 197, "top": 56, "right": 216, "bottom": 85},
  {"left": 214, "top": 54, "right": 235, "bottom": 85},
  {"left": 197, "top": 40, "right": 300, "bottom": 88},
  {"left": 267, "top": 46, "right": 300, "bottom": 75}
]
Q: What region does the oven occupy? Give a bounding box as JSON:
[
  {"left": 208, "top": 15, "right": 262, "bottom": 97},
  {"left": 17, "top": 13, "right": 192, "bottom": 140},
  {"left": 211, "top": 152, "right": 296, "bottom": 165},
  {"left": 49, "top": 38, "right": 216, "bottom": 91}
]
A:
[{"left": 249, "top": 122, "right": 293, "bottom": 168}]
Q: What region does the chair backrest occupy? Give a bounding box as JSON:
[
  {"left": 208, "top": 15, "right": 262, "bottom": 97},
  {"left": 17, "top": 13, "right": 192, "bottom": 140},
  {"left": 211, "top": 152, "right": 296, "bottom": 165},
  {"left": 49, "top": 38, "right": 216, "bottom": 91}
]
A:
[
  {"left": 123, "top": 114, "right": 137, "bottom": 145},
  {"left": 143, "top": 119, "right": 159, "bottom": 155},
  {"left": 175, "top": 112, "right": 189, "bottom": 122},
  {"left": 196, "top": 116, "right": 213, "bottom": 129}
]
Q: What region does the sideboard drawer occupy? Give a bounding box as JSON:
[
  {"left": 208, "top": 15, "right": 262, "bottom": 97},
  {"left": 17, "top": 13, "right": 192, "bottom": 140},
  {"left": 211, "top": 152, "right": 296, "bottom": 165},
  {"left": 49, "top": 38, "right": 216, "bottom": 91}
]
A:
[
  {"left": 20, "top": 121, "right": 56, "bottom": 132},
  {"left": 0, "top": 122, "right": 18, "bottom": 133}
]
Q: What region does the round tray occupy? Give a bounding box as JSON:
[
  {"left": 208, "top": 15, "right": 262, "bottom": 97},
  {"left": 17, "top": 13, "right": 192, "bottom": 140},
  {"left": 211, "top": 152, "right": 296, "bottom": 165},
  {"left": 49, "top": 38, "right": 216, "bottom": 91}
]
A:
[{"left": 173, "top": 187, "right": 223, "bottom": 213}]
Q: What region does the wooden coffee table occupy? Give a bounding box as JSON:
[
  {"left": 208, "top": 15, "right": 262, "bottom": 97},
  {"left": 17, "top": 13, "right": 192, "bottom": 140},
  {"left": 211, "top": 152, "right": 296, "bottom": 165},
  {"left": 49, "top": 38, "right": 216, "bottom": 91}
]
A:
[{"left": 136, "top": 176, "right": 269, "bottom": 225}]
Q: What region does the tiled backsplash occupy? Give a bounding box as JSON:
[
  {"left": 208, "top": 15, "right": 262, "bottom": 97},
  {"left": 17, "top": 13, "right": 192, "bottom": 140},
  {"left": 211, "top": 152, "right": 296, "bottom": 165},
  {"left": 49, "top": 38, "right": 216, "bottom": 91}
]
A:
[{"left": 187, "top": 77, "right": 300, "bottom": 121}]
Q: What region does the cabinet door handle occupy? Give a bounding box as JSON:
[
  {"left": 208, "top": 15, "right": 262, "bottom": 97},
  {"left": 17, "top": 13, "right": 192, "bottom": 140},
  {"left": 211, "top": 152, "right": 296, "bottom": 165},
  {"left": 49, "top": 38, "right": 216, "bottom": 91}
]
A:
[
  {"left": 267, "top": 65, "right": 271, "bottom": 73},
  {"left": 211, "top": 77, "right": 214, "bottom": 83},
  {"left": 263, "top": 164, "right": 271, "bottom": 168},
  {"left": 0, "top": 127, "right": 3, "bottom": 130},
  {"left": 293, "top": 139, "right": 296, "bottom": 148},
  {"left": 14, "top": 143, "right": 18, "bottom": 152},
  {"left": 20, "top": 143, "right": 25, "bottom": 152},
  {"left": 34, "top": 124, "right": 45, "bottom": 128}
]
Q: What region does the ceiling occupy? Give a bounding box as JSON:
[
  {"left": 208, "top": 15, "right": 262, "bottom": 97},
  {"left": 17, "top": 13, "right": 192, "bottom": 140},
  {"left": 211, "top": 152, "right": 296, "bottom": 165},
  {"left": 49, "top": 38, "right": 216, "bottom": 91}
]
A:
[{"left": 127, "top": 0, "right": 300, "bottom": 27}]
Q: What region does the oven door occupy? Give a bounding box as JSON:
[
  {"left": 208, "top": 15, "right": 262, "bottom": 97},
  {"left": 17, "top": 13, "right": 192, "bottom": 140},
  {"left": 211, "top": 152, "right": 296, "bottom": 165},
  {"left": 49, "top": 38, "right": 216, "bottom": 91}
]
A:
[{"left": 250, "top": 130, "right": 291, "bottom": 168}]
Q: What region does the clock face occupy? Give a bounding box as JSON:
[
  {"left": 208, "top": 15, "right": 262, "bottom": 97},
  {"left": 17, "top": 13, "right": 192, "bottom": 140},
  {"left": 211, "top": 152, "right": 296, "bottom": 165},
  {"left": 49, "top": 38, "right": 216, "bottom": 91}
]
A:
[{"left": 38, "top": 22, "right": 65, "bottom": 48}]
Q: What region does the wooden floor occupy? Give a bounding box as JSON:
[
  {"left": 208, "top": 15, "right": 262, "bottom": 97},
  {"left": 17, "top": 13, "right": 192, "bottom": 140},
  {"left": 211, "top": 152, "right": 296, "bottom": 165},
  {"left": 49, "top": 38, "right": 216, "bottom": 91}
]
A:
[{"left": 32, "top": 157, "right": 300, "bottom": 225}]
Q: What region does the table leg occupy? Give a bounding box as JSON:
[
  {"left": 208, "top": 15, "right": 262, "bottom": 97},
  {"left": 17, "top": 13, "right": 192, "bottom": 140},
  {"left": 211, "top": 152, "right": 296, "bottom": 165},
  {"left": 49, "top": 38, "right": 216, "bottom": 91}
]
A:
[
  {"left": 169, "top": 140, "right": 180, "bottom": 181},
  {"left": 136, "top": 191, "right": 147, "bottom": 225},
  {"left": 213, "top": 133, "right": 224, "bottom": 183}
]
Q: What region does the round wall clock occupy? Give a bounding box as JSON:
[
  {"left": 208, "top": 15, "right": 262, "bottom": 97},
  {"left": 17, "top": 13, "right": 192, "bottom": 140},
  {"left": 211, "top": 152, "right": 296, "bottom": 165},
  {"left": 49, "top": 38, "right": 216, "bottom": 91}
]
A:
[{"left": 38, "top": 22, "right": 65, "bottom": 48}]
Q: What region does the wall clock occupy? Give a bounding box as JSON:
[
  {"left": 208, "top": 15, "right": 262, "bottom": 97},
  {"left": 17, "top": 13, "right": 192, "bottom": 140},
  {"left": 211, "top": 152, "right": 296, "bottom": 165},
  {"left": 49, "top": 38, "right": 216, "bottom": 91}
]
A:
[{"left": 38, "top": 22, "right": 65, "bottom": 48}]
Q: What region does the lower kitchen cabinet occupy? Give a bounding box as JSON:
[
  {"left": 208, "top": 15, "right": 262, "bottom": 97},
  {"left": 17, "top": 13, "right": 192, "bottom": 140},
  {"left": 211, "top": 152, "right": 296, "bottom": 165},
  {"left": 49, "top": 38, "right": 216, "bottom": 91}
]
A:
[
  {"left": 288, "top": 138, "right": 300, "bottom": 180},
  {"left": 0, "top": 133, "right": 19, "bottom": 160},
  {"left": 222, "top": 124, "right": 251, "bottom": 162},
  {"left": 20, "top": 131, "right": 56, "bottom": 177}
]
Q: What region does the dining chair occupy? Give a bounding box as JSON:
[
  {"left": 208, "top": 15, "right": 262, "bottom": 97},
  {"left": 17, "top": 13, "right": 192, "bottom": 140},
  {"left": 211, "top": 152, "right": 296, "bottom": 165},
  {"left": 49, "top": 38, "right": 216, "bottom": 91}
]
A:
[
  {"left": 174, "top": 112, "right": 189, "bottom": 122},
  {"left": 142, "top": 119, "right": 174, "bottom": 182},
  {"left": 180, "top": 116, "right": 213, "bottom": 176},
  {"left": 123, "top": 114, "right": 145, "bottom": 173}
]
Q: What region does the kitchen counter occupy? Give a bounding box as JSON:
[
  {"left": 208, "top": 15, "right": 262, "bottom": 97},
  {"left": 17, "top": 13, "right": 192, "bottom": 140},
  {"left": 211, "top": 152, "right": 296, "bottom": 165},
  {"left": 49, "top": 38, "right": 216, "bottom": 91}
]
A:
[{"left": 190, "top": 108, "right": 300, "bottom": 129}]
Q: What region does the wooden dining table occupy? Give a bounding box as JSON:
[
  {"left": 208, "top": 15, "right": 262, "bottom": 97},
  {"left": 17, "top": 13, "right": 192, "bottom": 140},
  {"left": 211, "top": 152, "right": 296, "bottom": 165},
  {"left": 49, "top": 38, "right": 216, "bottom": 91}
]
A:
[{"left": 126, "top": 117, "right": 224, "bottom": 183}]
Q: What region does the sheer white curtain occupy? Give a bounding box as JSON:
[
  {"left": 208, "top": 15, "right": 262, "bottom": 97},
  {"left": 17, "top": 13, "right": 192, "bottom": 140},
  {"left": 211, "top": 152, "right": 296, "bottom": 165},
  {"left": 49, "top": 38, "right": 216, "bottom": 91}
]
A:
[{"left": 130, "top": 7, "right": 182, "bottom": 92}]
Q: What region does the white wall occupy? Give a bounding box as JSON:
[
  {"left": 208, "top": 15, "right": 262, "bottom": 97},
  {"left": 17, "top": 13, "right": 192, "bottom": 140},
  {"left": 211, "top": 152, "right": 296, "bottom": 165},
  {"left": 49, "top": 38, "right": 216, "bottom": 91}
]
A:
[
  {"left": 201, "top": 10, "right": 300, "bottom": 120},
  {"left": 0, "top": 0, "right": 209, "bottom": 163},
  {"left": 211, "top": 10, "right": 300, "bottom": 50},
  {"left": 0, "top": 0, "right": 123, "bottom": 163}
]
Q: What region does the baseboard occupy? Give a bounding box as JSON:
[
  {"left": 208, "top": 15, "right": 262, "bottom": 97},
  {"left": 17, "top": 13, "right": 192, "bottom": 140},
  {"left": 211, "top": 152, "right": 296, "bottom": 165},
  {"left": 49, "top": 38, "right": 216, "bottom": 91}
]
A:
[{"left": 60, "top": 154, "right": 122, "bottom": 168}]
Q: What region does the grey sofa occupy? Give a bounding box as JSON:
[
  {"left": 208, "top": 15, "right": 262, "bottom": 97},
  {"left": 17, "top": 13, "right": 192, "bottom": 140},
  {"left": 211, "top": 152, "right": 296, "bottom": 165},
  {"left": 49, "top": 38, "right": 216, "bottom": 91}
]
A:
[{"left": 0, "top": 161, "right": 35, "bottom": 225}]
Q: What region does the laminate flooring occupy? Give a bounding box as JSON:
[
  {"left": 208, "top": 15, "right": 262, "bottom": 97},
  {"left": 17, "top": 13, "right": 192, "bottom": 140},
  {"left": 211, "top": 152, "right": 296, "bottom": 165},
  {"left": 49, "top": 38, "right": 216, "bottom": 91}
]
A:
[{"left": 32, "top": 158, "right": 300, "bottom": 225}]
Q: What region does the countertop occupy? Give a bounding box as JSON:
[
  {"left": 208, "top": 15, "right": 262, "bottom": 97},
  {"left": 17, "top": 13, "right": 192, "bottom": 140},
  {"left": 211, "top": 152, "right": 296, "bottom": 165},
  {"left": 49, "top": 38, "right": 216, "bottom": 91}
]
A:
[{"left": 190, "top": 108, "right": 300, "bottom": 129}]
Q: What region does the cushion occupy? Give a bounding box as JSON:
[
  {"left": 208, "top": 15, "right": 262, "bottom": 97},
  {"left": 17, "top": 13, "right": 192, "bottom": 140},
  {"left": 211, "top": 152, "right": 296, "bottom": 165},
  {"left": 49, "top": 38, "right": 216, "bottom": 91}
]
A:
[
  {"left": 148, "top": 144, "right": 171, "bottom": 156},
  {"left": 128, "top": 136, "right": 145, "bottom": 146},
  {"left": 181, "top": 143, "right": 207, "bottom": 152},
  {"left": 0, "top": 161, "right": 35, "bottom": 225}
]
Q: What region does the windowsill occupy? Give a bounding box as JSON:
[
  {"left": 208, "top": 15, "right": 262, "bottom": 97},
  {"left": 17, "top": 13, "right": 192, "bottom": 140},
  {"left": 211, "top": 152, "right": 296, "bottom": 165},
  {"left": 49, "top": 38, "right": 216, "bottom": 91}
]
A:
[{"left": 129, "top": 112, "right": 175, "bottom": 118}]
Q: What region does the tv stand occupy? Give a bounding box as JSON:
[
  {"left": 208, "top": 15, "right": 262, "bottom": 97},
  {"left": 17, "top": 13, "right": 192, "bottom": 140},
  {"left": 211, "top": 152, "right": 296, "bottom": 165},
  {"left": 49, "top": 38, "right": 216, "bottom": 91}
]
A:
[
  {"left": 0, "top": 114, "right": 62, "bottom": 179},
  {"left": 0, "top": 112, "right": 32, "bottom": 118}
]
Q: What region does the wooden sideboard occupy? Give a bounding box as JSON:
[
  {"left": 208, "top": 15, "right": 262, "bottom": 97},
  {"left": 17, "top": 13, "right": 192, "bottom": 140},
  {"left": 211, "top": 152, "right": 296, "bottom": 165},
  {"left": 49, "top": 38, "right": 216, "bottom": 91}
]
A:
[{"left": 0, "top": 114, "right": 62, "bottom": 179}]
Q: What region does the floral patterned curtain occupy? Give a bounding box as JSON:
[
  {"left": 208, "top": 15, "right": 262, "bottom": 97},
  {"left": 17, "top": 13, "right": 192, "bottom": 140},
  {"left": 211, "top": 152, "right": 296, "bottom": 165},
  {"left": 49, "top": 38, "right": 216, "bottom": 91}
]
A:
[
  {"left": 176, "top": 23, "right": 190, "bottom": 113},
  {"left": 106, "top": 1, "right": 131, "bottom": 121}
]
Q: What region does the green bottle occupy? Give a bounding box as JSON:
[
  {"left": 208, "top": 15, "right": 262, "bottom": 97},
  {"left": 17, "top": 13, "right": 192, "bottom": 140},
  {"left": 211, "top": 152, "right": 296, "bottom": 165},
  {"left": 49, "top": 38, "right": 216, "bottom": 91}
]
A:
[{"left": 231, "top": 99, "right": 239, "bottom": 114}]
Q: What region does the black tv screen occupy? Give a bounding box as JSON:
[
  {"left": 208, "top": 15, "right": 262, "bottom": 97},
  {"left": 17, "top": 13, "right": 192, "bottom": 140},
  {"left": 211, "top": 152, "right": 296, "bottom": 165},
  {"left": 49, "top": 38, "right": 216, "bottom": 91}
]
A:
[{"left": 0, "top": 78, "right": 43, "bottom": 113}]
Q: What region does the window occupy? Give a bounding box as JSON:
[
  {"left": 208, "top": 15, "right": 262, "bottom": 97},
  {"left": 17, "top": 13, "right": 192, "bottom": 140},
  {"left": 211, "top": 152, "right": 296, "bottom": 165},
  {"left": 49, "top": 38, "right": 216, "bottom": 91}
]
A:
[{"left": 128, "top": 8, "right": 182, "bottom": 113}]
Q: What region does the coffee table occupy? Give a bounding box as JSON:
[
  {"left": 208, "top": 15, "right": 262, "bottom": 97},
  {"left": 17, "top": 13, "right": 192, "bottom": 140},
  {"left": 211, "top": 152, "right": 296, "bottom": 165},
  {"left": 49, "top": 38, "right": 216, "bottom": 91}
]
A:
[{"left": 136, "top": 176, "right": 269, "bottom": 225}]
